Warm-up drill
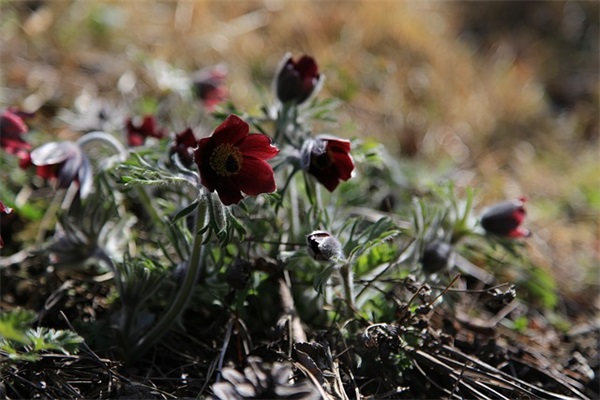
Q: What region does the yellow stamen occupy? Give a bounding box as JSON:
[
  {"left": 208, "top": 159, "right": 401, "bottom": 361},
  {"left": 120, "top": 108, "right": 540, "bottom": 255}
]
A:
[{"left": 210, "top": 143, "right": 243, "bottom": 176}]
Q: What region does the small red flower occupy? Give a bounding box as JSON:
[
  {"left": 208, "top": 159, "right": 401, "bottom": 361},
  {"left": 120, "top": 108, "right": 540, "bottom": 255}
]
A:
[
  {"left": 191, "top": 65, "right": 228, "bottom": 111},
  {"left": 275, "top": 54, "right": 322, "bottom": 105},
  {"left": 301, "top": 136, "right": 354, "bottom": 192},
  {"left": 480, "top": 197, "right": 531, "bottom": 238},
  {"left": 0, "top": 200, "right": 13, "bottom": 248},
  {"left": 125, "top": 115, "right": 167, "bottom": 147},
  {"left": 1, "top": 108, "right": 33, "bottom": 168},
  {"left": 195, "top": 115, "right": 279, "bottom": 205},
  {"left": 170, "top": 128, "right": 197, "bottom": 167},
  {"left": 30, "top": 141, "right": 93, "bottom": 198}
]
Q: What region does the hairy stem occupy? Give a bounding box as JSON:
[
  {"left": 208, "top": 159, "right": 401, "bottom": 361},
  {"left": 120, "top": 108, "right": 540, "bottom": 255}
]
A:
[
  {"left": 128, "top": 194, "right": 209, "bottom": 360},
  {"left": 340, "top": 263, "right": 355, "bottom": 315}
]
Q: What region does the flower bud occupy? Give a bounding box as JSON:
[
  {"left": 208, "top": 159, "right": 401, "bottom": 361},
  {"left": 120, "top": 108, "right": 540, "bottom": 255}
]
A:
[
  {"left": 275, "top": 53, "right": 323, "bottom": 105},
  {"left": 421, "top": 240, "right": 454, "bottom": 274},
  {"left": 300, "top": 136, "right": 354, "bottom": 192},
  {"left": 480, "top": 197, "right": 530, "bottom": 238},
  {"left": 306, "top": 231, "right": 344, "bottom": 262}
]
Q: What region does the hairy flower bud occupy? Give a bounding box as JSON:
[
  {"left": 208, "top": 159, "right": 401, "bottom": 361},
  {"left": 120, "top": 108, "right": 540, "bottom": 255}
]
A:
[
  {"left": 480, "top": 197, "right": 530, "bottom": 238},
  {"left": 421, "top": 240, "right": 454, "bottom": 274},
  {"left": 306, "top": 231, "right": 344, "bottom": 261},
  {"left": 274, "top": 53, "right": 323, "bottom": 105}
]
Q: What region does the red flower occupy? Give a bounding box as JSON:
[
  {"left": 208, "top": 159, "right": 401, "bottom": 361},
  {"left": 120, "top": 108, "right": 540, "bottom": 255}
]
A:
[
  {"left": 0, "top": 201, "right": 13, "bottom": 248},
  {"left": 30, "top": 141, "right": 93, "bottom": 198},
  {"left": 1, "top": 108, "right": 33, "bottom": 168},
  {"left": 126, "top": 115, "right": 167, "bottom": 147},
  {"left": 480, "top": 197, "right": 531, "bottom": 238},
  {"left": 195, "top": 115, "right": 279, "bottom": 205},
  {"left": 275, "top": 54, "right": 322, "bottom": 105},
  {"left": 170, "top": 128, "right": 197, "bottom": 167},
  {"left": 191, "top": 65, "right": 228, "bottom": 111},
  {"left": 301, "top": 136, "right": 354, "bottom": 192}
]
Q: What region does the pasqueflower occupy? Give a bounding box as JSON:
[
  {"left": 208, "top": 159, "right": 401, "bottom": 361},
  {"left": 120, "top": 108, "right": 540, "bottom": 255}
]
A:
[
  {"left": 480, "top": 197, "right": 531, "bottom": 238},
  {"left": 301, "top": 136, "right": 354, "bottom": 192},
  {"left": 170, "top": 128, "right": 197, "bottom": 167},
  {"left": 195, "top": 115, "right": 278, "bottom": 205},
  {"left": 1, "top": 108, "right": 33, "bottom": 168},
  {"left": 275, "top": 54, "right": 323, "bottom": 105},
  {"left": 30, "top": 141, "right": 93, "bottom": 198},
  {"left": 421, "top": 240, "right": 454, "bottom": 274},
  {"left": 125, "top": 115, "right": 167, "bottom": 147},
  {"left": 191, "top": 65, "right": 228, "bottom": 111}
]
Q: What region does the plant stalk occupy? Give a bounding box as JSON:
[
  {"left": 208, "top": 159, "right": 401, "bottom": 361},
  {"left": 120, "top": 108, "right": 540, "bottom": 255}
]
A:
[
  {"left": 128, "top": 194, "right": 209, "bottom": 360},
  {"left": 340, "top": 263, "right": 355, "bottom": 315}
]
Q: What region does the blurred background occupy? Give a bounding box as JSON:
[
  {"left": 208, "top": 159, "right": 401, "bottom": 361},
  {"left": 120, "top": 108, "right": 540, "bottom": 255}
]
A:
[{"left": 1, "top": 0, "right": 598, "bottom": 304}]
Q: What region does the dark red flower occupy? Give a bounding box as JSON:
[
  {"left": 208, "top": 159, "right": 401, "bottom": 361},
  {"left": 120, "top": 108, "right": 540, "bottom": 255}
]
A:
[
  {"left": 480, "top": 197, "right": 530, "bottom": 238},
  {"left": 191, "top": 65, "right": 228, "bottom": 111},
  {"left": 170, "top": 128, "right": 197, "bottom": 167},
  {"left": 0, "top": 201, "right": 13, "bottom": 248},
  {"left": 301, "top": 136, "right": 354, "bottom": 192},
  {"left": 195, "top": 115, "right": 279, "bottom": 205},
  {"left": 275, "top": 54, "right": 322, "bottom": 105},
  {"left": 125, "top": 115, "right": 167, "bottom": 147},
  {"left": 1, "top": 108, "right": 33, "bottom": 168},
  {"left": 30, "top": 141, "right": 93, "bottom": 198}
]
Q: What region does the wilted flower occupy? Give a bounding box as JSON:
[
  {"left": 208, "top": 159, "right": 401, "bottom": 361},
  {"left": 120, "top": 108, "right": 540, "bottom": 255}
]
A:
[
  {"left": 307, "top": 230, "right": 344, "bottom": 261},
  {"left": 191, "top": 65, "right": 228, "bottom": 111},
  {"left": 1, "top": 108, "right": 33, "bottom": 168},
  {"left": 195, "top": 114, "right": 278, "bottom": 205},
  {"left": 421, "top": 240, "right": 454, "bottom": 274},
  {"left": 30, "top": 141, "right": 93, "bottom": 198},
  {"left": 0, "top": 201, "right": 13, "bottom": 248},
  {"left": 301, "top": 136, "right": 354, "bottom": 191},
  {"left": 275, "top": 53, "right": 323, "bottom": 105},
  {"left": 170, "top": 127, "right": 197, "bottom": 167},
  {"left": 125, "top": 115, "right": 167, "bottom": 147},
  {"left": 480, "top": 197, "right": 530, "bottom": 238},
  {"left": 210, "top": 356, "right": 320, "bottom": 400}
]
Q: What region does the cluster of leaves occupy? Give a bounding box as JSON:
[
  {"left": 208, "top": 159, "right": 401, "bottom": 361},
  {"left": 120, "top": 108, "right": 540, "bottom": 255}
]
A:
[
  {"left": 1, "top": 52, "right": 581, "bottom": 399},
  {"left": 0, "top": 310, "right": 83, "bottom": 363}
]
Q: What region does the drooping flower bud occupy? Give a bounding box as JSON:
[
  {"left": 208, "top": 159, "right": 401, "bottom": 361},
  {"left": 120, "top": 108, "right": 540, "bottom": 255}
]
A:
[
  {"left": 190, "top": 65, "right": 228, "bottom": 111},
  {"left": 300, "top": 136, "right": 354, "bottom": 192},
  {"left": 274, "top": 53, "right": 323, "bottom": 105},
  {"left": 30, "top": 141, "right": 93, "bottom": 198},
  {"left": 1, "top": 108, "right": 33, "bottom": 168},
  {"left": 306, "top": 231, "right": 344, "bottom": 262},
  {"left": 421, "top": 240, "right": 454, "bottom": 274},
  {"left": 480, "top": 197, "right": 531, "bottom": 238},
  {"left": 170, "top": 127, "right": 197, "bottom": 168},
  {"left": 125, "top": 115, "right": 167, "bottom": 147}
]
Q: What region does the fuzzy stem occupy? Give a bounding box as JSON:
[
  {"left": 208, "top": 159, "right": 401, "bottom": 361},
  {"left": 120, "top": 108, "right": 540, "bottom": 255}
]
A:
[
  {"left": 340, "top": 263, "right": 355, "bottom": 315},
  {"left": 128, "top": 194, "right": 209, "bottom": 360},
  {"left": 77, "top": 131, "right": 128, "bottom": 162}
]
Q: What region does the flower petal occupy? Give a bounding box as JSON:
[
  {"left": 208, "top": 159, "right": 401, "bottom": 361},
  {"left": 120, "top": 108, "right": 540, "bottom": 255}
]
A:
[
  {"left": 214, "top": 180, "right": 244, "bottom": 205},
  {"left": 331, "top": 150, "right": 354, "bottom": 180},
  {"left": 235, "top": 158, "right": 276, "bottom": 196},
  {"left": 212, "top": 114, "right": 249, "bottom": 146},
  {"left": 31, "top": 142, "right": 79, "bottom": 166},
  {"left": 238, "top": 134, "right": 279, "bottom": 160}
]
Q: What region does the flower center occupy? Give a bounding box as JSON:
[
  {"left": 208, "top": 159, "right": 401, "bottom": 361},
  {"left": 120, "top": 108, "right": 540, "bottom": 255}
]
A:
[{"left": 210, "top": 143, "right": 243, "bottom": 176}]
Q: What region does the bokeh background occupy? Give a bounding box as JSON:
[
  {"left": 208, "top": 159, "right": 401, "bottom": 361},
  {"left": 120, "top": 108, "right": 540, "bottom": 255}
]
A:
[{"left": 1, "top": 1, "right": 598, "bottom": 305}]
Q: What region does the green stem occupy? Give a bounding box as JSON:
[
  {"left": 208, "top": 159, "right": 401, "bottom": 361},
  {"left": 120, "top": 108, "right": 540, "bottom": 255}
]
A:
[
  {"left": 340, "top": 263, "right": 355, "bottom": 316},
  {"left": 128, "top": 194, "right": 209, "bottom": 360}
]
